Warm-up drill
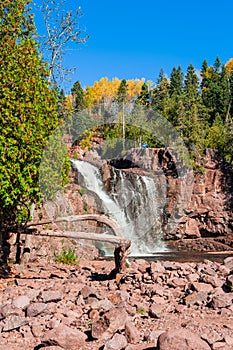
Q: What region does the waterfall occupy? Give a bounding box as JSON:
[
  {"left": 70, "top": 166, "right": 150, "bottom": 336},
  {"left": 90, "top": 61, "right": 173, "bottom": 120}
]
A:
[
  {"left": 71, "top": 160, "right": 129, "bottom": 231},
  {"left": 71, "top": 160, "right": 167, "bottom": 255},
  {"left": 110, "top": 168, "right": 167, "bottom": 254}
]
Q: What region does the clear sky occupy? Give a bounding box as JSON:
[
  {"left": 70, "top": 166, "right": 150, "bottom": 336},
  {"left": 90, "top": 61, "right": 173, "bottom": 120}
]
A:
[{"left": 33, "top": 0, "right": 233, "bottom": 91}]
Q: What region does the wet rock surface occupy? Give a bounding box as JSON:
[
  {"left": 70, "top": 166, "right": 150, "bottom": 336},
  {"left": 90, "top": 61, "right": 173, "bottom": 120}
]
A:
[
  {"left": 105, "top": 148, "right": 233, "bottom": 242},
  {"left": 1, "top": 256, "right": 233, "bottom": 349}
]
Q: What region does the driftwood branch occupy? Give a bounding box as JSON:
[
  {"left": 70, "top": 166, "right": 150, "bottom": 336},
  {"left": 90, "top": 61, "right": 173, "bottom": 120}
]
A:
[
  {"left": 25, "top": 229, "right": 130, "bottom": 245},
  {"left": 26, "top": 214, "right": 123, "bottom": 237}
]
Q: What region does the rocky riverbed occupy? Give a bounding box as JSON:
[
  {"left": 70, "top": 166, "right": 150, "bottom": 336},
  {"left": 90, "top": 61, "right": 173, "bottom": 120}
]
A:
[{"left": 1, "top": 255, "right": 233, "bottom": 350}]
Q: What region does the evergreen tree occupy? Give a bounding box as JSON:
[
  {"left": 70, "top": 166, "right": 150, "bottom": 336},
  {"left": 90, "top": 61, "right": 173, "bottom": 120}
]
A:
[
  {"left": 71, "top": 80, "right": 85, "bottom": 111},
  {"left": 229, "top": 72, "right": 233, "bottom": 118},
  {"left": 0, "top": 0, "right": 58, "bottom": 226},
  {"left": 214, "top": 56, "right": 221, "bottom": 73},
  {"left": 57, "top": 89, "right": 68, "bottom": 119},
  {"left": 70, "top": 80, "right": 91, "bottom": 141},
  {"left": 136, "top": 82, "right": 150, "bottom": 107},
  {"left": 116, "top": 79, "right": 128, "bottom": 102},
  {"left": 151, "top": 69, "right": 170, "bottom": 117},
  {"left": 200, "top": 59, "right": 208, "bottom": 90},
  {"left": 184, "top": 64, "right": 199, "bottom": 100},
  {"left": 201, "top": 57, "right": 230, "bottom": 123},
  {"left": 170, "top": 66, "right": 183, "bottom": 96}
]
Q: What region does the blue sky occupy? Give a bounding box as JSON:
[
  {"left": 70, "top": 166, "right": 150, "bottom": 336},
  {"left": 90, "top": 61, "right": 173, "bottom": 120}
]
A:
[{"left": 33, "top": 0, "right": 233, "bottom": 91}]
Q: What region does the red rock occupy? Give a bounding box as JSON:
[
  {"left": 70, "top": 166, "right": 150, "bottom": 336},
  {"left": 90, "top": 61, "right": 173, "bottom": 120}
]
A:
[
  {"left": 186, "top": 273, "right": 199, "bottom": 284},
  {"left": 42, "top": 347, "right": 63, "bottom": 350},
  {"left": 212, "top": 341, "right": 228, "bottom": 349},
  {"left": 201, "top": 274, "right": 224, "bottom": 288},
  {"left": 40, "top": 290, "right": 63, "bottom": 303},
  {"left": 150, "top": 261, "right": 166, "bottom": 274},
  {"left": 185, "top": 218, "right": 201, "bottom": 238},
  {"left": 79, "top": 285, "right": 98, "bottom": 299},
  {"left": 125, "top": 321, "right": 140, "bottom": 344},
  {"left": 26, "top": 302, "right": 48, "bottom": 317},
  {"left": 91, "top": 298, "right": 114, "bottom": 311},
  {"left": 171, "top": 277, "right": 187, "bottom": 288},
  {"left": 91, "top": 306, "right": 129, "bottom": 340},
  {"left": 104, "top": 333, "right": 128, "bottom": 350},
  {"left": 226, "top": 274, "right": 233, "bottom": 288},
  {"left": 2, "top": 315, "right": 28, "bottom": 332},
  {"left": 224, "top": 335, "right": 233, "bottom": 346},
  {"left": 192, "top": 282, "right": 213, "bottom": 293},
  {"left": 149, "top": 304, "right": 165, "bottom": 318},
  {"left": 185, "top": 291, "right": 209, "bottom": 306},
  {"left": 157, "top": 328, "right": 211, "bottom": 350},
  {"left": 42, "top": 324, "right": 87, "bottom": 350},
  {"left": 91, "top": 316, "right": 109, "bottom": 339},
  {"left": 12, "top": 295, "right": 30, "bottom": 309},
  {"left": 211, "top": 294, "right": 233, "bottom": 309},
  {"left": 224, "top": 257, "right": 233, "bottom": 271}
]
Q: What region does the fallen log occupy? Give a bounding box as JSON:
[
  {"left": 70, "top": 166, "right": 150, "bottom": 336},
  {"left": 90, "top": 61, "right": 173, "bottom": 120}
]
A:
[
  {"left": 26, "top": 229, "right": 130, "bottom": 245},
  {"left": 26, "top": 214, "right": 123, "bottom": 237}
]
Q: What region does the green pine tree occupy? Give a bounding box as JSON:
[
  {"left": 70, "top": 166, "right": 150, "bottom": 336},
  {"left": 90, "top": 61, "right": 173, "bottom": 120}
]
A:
[
  {"left": 116, "top": 79, "right": 128, "bottom": 102},
  {"left": 151, "top": 69, "right": 170, "bottom": 114},
  {"left": 184, "top": 64, "right": 199, "bottom": 100},
  {"left": 170, "top": 66, "right": 183, "bottom": 96},
  {"left": 136, "top": 82, "right": 150, "bottom": 107},
  {"left": 71, "top": 80, "right": 85, "bottom": 112},
  {"left": 201, "top": 57, "right": 231, "bottom": 123}
]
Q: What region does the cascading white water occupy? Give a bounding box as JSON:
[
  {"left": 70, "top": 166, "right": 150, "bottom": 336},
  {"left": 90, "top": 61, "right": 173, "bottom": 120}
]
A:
[
  {"left": 110, "top": 169, "right": 167, "bottom": 254},
  {"left": 71, "top": 159, "right": 167, "bottom": 255},
  {"left": 71, "top": 159, "right": 129, "bottom": 232}
]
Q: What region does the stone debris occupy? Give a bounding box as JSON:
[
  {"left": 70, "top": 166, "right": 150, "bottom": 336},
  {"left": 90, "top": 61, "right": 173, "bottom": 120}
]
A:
[{"left": 0, "top": 256, "right": 233, "bottom": 349}]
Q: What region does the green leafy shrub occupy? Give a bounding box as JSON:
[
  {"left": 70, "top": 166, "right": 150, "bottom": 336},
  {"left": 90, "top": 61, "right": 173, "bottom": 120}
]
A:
[
  {"left": 54, "top": 240, "right": 79, "bottom": 265},
  {"left": 136, "top": 307, "right": 146, "bottom": 315}
]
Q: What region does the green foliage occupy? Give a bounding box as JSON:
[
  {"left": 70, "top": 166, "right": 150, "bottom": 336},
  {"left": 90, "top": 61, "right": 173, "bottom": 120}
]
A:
[
  {"left": 54, "top": 239, "right": 79, "bottom": 265},
  {"left": 78, "top": 187, "right": 86, "bottom": 196},
  {"left": 87, "top": 319, "right": 92, "bottom": 328},
  {"left": 136, "top": 83, "right": 150, "bottom": 107},
  {"left": 71, "top": 80, "right": 86, "bottom": 112},
  {"left": 39, "top": 126, "right": 70, "bottom": 201},
  {"left": 150, "top": 57, "right": 233, "bottom": 163},
  {"left": 72, "top": 150, "right": 79, "bottom": 159},
  {"left": 83, "top": 203, "right": 89, "bottom": 212},
  {"left": 79, "top": 130, "right": 93, "bottom": 151},
  {"left": 170, "top": 66, "right": 183, "bottom": 96},
  {"left": 71, "top": 110, "right": 95, "bottom": 143},
  {"left": 136, "top": 307, "right": 146, "bottom": 315},
  {"left": 116, "top": 79, "right": 128, "bottom": 102},
  {"left": 0, "top": 0, "right": 59, "bottom": 224}
]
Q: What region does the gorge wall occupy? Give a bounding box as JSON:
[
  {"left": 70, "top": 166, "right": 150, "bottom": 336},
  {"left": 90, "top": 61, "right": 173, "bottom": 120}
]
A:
[{"left": 99, "top": 148, "right": 233, "bottom": 242}]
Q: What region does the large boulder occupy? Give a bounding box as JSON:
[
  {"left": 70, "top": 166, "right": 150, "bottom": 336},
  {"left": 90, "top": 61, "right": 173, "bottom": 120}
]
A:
[{"left": 157, "top": 328, "right": 211, "bottom": 350}]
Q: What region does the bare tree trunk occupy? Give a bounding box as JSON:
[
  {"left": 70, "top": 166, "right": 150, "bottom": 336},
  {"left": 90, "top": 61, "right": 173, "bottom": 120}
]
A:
[
  {"left": 21, "top": 203, "right": 35, "bottom": 264},
  {"left": 114, "top": 241, "right": 131, "bottom": 274}
]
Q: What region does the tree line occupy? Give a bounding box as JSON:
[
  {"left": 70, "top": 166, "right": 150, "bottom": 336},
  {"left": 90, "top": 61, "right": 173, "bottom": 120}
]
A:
[{"left": 69, "top": 58, "right": 233, "bottom": 163}]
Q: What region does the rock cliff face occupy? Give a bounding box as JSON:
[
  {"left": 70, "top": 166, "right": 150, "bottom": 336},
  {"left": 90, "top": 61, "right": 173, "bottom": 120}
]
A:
[{"left": 103, "top": 148, "right": 233, "bottom": 242}]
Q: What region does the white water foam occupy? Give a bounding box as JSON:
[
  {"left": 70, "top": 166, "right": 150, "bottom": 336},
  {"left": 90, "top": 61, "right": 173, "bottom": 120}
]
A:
[{"left": 71, "top": 159, "right": 168, "bottom": 255}]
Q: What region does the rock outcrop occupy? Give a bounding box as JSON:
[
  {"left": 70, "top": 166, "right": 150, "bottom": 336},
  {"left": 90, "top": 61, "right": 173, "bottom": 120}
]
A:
[{"left": 104, "top": 147, "right": 233, "bottom": 243}]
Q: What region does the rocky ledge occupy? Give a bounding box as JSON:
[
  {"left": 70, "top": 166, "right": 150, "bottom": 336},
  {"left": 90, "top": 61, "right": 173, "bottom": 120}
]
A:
[{"left": 1, "top": 256, "right": 233, "bottom": 350}]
